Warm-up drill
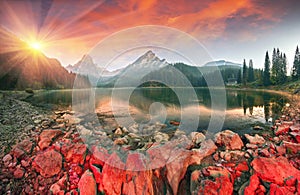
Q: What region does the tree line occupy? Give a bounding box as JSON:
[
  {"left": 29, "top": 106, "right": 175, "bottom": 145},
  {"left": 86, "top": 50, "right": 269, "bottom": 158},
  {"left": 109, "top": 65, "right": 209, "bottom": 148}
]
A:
[{"left": 242, "top": 45, "right": 300, "bottom": 86}]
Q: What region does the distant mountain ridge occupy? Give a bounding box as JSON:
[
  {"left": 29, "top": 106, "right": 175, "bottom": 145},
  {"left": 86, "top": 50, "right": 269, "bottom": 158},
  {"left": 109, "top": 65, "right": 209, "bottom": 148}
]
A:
[
  {"left": 96, "top": 50, "right": 241, "bottom": 87},
  {"left": 204, "top": 60, "right": 241, "bottom": 67},
  {"left": 0, "top": 27, "right": 90, "bottom": 90}
]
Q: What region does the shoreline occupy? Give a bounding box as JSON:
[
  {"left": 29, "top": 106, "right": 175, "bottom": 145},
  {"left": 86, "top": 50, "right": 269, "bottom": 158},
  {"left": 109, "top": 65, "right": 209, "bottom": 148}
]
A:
[{"left": 0, "top": 89, "right": 299, "bottom": 194}]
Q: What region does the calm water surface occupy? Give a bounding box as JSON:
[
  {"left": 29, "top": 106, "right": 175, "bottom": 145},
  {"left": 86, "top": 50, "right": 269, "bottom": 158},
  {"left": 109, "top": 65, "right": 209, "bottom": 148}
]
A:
[{"left": 25, "top": 88, "right": 288, "bottom": 135}]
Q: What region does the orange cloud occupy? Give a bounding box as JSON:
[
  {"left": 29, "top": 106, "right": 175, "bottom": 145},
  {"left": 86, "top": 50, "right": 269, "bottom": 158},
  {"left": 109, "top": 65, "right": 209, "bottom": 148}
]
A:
[{"left": 0, "top": 0, "right": 294, "bottom": 65}]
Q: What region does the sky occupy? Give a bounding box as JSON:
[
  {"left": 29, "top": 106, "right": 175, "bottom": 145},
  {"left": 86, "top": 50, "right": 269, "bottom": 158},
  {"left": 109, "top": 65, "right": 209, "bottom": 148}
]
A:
[{"left": 0, "top": 0, "right": 299, "bottom": 70}]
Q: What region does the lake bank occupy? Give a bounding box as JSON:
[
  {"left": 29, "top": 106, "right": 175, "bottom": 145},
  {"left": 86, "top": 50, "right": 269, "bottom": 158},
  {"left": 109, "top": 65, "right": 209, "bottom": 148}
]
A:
[{"left": 0, "top": 89, "right": 299, "bottom": 194}]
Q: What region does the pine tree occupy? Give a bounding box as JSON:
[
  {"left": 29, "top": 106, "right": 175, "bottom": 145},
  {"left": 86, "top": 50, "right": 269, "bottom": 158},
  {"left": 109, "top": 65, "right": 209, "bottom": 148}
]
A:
[
  {"left": 292, "top": 46, "right": 300, "bottom": 80},
  {"left": 248, "top": 59, "right": 254, "bottom": 82},
  {"left": 242, "top": 59, "right": 247, "bottom": 85},
  {"left": 263, "top": 51, "right": 271, "bottom": 86},
  {"left": 271, "top": 48, "right": 287, "bottom": 84},
  {"left": 271, "top": 48, "right": 278, "bottom": 84},
  {"left": 282, "top": 53, "right": 287, "bottom": 83},
  {"left": 237, "top": 69, "right": 242, "bottom": 84}
]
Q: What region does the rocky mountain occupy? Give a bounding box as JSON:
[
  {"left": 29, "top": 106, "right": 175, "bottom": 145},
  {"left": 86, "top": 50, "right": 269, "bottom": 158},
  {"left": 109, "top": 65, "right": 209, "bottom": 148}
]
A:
[
  {"left": 66, "top": 55, "right": 121, "bottom": 86},
  {"left": 97, "top": 50, "right": 169, "bottom": 87},
  {"left": 0, "top": 27, "right": 90, "bottom": 90}
]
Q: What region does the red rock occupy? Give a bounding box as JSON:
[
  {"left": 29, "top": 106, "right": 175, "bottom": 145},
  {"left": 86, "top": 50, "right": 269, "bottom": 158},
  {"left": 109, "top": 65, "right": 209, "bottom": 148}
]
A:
[
  {"left": 275, "top": 125, "right": 290, "bottom": 135},
  {"left": 11, "top": 140, "right": 33, "bottom": 159},
  {"left": 91, "top": 146, "right": 110, "bottom": 167},
  {"left": 166, "top": 149, "right": 192, "bottom": 194},
  {"left": 21, "top": 159, "right": 30, "bottom": 167},
  {"left": 78, "top": 170, "right": 97, "bottom": 195},
  {"left": 235, "top": 161, "right": 249, "bottom": 172},
  {"left": 170, "top": 120, "right": 180, "bottom": 126},
  {"left": 270, "top": 183, "right": 296, "bottom": 194},
  {"left": 259, "top": 185, "right": 266, "bottom": 193},
  {"left": 245, "top": 134, "right": 265, "bottom": 145},
  {"left": 65, "top": 143, "right": 87, "bottom": 165},
  {"left": 251, "top": 156, "right": 300, "bottom": 185},
  {"left": 197, "top": 176, "right": 233, "bottom": 195},
  {"left": 13, "top": 167, "right": 25, "bottom": 179},
  {"left": 190, "top": 139, "right": 217, "bottom": 165},
  {"left": 246, "top": 143, "right": 258, "bottom": 149},
  {"left": 2, "top": 154, "right": 12, "bottom": 167},
  {"left": 283, "top": 141, "right": 300, "bottom": 154},
  {"left": 11, "top": 147, "right": 25, "bottom": 159},
  {"left": 202, "top": 166, "right": 231, "bottom": 179},
  {"left": 38, "top": 129, "right": 63, "bottom": 150},
  {"left": 32, "top": 149, "right": 62, "bottom": 177},
  {"left": 102, "top": 153, "right": 126, "bottom": 195},
  {"left": 214, "top": 130, "right": 244, "bottom": 150},
  {"left": 244, "top": 174, "right": 260, "bottom": 195},
  {"left": 290, "top": 131, "right": 300, "bottom": 143},
  {"left": 259, "top": 148, "right": 271, "bottom": 157},
  {"left": 275, "top": 145, "right": 286, "bottom": 156},
  {"left": 191, "top": 170, "right": 201, "bottom": 182},
  {"left": 123, "top": 153, "right": 153, "bottom": 195},
  {"left": 50, "top": 183, "right": 61, "bottom": 195},
  {"left": 290, "top": 124, "right": 300, "bottom": 132},
  {"left": 285, "top": 177, "right": 296, "bottom": 186}
]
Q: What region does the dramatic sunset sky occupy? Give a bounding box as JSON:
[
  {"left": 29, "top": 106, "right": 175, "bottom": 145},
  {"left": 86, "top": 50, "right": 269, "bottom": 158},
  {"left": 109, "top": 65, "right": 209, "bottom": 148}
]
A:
[{"left": 0, "top": 0, "right": 299, "bottom": 69}]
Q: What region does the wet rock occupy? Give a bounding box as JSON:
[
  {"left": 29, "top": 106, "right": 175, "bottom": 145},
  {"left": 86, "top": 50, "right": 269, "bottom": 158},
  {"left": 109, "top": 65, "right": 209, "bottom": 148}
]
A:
[
  {"left": 38, "top": 129, "right": 63, "bottom": 150},
  {"left": 170, "top": 120, "right": 180, "bottom": 126},
  {"left": 246, "top": 143, "right": 258, "bottom": 149},
  {"left": 251, "top": 156, "right": 300, "bottom": 185},
  {"left": 214, "top": 130, "right": 244, "bottom": 150},
  {"left": 154, "top": 132, "right": 169, "bottom": 143},
  {"left": 244, "top": 134, "right": 265, "bottom": 145},
  {"left": 190, "top": 132, "right": 206, "bottom": 145},
  {"left": 77, "top": 125, "right": 92, "bottom": 136},
  {"left": 78, "top": 170, "right": 97, "bottom": 195},
  {"left": 113, "top": 127, "right": 123, "bottom": 135},
  {"left": 114, "top": 137, "right": 128, "bottom": 145},
  {"left": 32, "top": 149, "right": 62, "bottom": 177},
  {"left": 275, "top": 124, "right": 290, "bottom": 135},
  {"left": 62, "top": 114, "right": 82, "bottom": 125}
]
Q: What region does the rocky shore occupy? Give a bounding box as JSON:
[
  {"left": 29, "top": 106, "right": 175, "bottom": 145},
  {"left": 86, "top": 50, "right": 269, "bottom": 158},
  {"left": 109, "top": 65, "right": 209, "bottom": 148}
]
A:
[{"left": 0, "top": 93, "right": 300, "bottom": 194}]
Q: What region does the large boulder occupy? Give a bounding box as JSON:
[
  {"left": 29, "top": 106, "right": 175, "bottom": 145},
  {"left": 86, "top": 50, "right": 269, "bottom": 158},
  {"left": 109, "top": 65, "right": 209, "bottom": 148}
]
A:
[
  {"left": 32, "top": 149, "right": 62, "bottom": 177},
  {"left": 78, "top": 170, "right": 97, "bottom": 195},
  {"left": 38, "top": 129, "right": 63, "bottom": 150},
  {"left": 251, "top": 156, "right": 300, "bottom": 185},
  {"left": 214, "top": 130, "right": 244, "bottom": 150}
]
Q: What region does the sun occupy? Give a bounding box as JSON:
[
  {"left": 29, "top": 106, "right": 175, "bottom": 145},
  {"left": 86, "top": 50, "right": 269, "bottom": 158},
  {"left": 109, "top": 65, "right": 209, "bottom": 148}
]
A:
[{"left": 29, "top": 41, "right": 43, "bottom": 51}]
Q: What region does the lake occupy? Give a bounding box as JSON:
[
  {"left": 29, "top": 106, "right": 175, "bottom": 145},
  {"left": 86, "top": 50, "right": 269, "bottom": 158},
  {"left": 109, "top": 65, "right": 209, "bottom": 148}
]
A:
[{"left": 25, "top": 88, "right": 288, "bottom": 135}]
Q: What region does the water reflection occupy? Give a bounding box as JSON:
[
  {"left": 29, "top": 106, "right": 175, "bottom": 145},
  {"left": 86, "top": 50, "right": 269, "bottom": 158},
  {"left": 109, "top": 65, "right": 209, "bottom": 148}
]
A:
[{"left": 25, "top": 88, "right": 288, "bottom": 133}]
